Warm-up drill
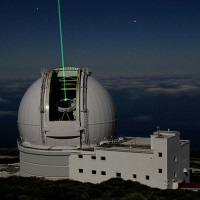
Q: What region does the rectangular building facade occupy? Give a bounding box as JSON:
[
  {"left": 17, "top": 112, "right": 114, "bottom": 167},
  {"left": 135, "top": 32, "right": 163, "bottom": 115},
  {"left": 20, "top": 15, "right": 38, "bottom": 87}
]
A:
[{"left": 69, "top": 130, "right": 190, "bottom": 189}]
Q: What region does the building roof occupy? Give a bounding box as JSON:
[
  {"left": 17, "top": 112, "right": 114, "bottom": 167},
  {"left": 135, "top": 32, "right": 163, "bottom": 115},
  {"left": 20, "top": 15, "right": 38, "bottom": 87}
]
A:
[
  {"left": 181, "top": 182, "right": 200, "bottom": 189},
  {"left": 96, "top": 146, "right": 153, "bottom": 154}
]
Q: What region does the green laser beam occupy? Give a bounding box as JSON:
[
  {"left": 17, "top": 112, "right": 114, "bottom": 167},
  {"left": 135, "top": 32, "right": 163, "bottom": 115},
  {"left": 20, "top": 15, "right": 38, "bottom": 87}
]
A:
[{"left": 58, "top": 0, "right": 67, "bottom": 101}]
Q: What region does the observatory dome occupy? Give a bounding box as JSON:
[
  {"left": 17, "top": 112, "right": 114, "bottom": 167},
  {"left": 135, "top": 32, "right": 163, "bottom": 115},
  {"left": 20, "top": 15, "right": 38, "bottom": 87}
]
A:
[{"left": 18, "top": 67, "right": 116, "bottom": 149}]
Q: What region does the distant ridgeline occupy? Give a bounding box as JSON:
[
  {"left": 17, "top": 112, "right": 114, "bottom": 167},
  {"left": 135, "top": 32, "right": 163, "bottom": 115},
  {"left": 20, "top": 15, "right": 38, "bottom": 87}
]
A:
[{"left": 0, "top": 148, "right": 19, "bottom": 164}]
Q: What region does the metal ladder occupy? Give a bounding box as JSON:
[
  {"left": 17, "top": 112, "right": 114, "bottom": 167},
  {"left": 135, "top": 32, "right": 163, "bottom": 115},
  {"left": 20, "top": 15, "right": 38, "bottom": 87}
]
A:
[
  {"left": 82, "top": 68, "right": 91, "bottom": 145},
  {"left": 40, "top": 69, "right": 49, "bottom": 144}
]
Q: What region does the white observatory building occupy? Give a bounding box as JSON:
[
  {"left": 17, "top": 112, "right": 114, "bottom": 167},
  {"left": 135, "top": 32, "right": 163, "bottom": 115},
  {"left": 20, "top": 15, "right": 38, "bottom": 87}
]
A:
[{"left": 17, "top": 67, "right": 190, "bottom": 189}]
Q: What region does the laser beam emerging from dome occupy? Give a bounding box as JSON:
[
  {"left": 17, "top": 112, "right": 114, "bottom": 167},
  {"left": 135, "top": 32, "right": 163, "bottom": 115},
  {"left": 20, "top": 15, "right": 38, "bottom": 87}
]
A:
[{"left": 58, "top": 0, "right": 67, "bottom": 101}]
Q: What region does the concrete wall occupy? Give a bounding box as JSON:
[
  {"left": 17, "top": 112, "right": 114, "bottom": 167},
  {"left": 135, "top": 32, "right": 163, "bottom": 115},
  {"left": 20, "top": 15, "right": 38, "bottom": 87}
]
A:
[
  {"left": 19, "top": 144, "right": 70, "bottom": 180},
  {"left": 152, "top": 137, "right": 168, "bottom": 189},
  {"left": 180, "top": 142, "right": 190, "bottom": 183},
  {"left": 166, "top": 133, "right": 180, "bottom": 189},
  {"left": 69, "top": 149, "right": 169, "bottom": 188}
]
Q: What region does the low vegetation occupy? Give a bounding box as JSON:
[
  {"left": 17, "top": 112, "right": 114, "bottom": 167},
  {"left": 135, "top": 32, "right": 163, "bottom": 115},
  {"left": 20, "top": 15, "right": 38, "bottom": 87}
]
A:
[
  {"left": 0, "top": 177, "right": 199, "bottom": 200},
  {"left": 0, "top": 148, "right": 19, "bottom": 157}
]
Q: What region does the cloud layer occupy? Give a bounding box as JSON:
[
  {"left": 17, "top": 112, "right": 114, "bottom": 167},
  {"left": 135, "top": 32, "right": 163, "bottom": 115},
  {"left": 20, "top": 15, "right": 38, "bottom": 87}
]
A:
[
  {"left": 96, "top": 73, "right": 200, "bottom": 99},
  {"left": 0, "top": 79, "right": 35, "bottom": 92},
  {"left": 0, "top": 111, "right": 17, "bottom": 116}
]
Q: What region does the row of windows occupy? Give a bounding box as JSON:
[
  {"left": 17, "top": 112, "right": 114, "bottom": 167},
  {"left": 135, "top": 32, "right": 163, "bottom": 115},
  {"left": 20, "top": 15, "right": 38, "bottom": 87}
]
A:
[
  {"left": 80, "top": 153, "right": 177, "bottom": 163},
  {"left": 78, "top": 154, "right": 106, "bottom": 160},
  {"left": 79, "top": 167, "right": 162, "bottom": 176},
  {"left": 79, "top": 169, "right": 106, "bottom": 176},
  {"left": 78, "top": 169, "right": 151, "bottom": 180},
  {"left": 134, "top": 171, "right": 177, "bottom": 178},
  {"left": 79, "top": 169, "right": 177, "bottom": 180},
  {"left": 133, "top": 174, "right": 149, "bottom": 180}
]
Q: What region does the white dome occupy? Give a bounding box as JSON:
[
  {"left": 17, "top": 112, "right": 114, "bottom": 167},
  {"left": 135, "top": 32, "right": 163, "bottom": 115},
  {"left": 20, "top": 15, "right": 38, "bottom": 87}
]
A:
[
  {"left": 87, "top": 76, "right": 116, "bottom": 143},
  {"left": 18, "top": 68, "right": 116, "bottom": 148},
  {"left": 18, "top": 78, "right": 43, "bottom": 146}
]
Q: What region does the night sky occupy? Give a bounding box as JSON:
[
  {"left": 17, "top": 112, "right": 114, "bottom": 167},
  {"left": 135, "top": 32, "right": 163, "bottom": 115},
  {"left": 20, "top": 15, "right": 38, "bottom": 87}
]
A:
[
  {"left": 1, "top": 0, "right": 200, "bottom": 77},
  {"left": 0, "top": 0, "right": 200, "bottom": 150}
]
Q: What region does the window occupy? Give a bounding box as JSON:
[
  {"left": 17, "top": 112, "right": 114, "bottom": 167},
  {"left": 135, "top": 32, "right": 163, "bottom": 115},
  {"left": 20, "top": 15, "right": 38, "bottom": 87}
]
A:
[
  {"left": 92, "top": 170, "right": 96, "bottom": 175},
  {"left": 158, "top": 152, "right": 162, "bottom": 157},
  {"left": 116, "top": 172, "right": 121, "bottom": 178},
  {"left": 101, "top": 171, "right": 106, "bottom": 176},
  {"left": 79, "top": 169, "right": 83, "bottom": 173},
  {"left": 158, "top": 169, "right": 162, "bottom": 173},
  {"left": 101, "top": 156, "right": 106, "bottom": 160},
  {"left": 78, "top": 154, "right": 83, "bottom": 158},
  {"left": 146, "top": 175, "right": 150, "bottom": 180},
  {"left": 174, "top": 172, "right": 177, "bottom": 177},
  {"left": 133, "top": 174, "right": 137, "bottom": 179},
  {"left": 91, "top": 155, "right": 96, "bottom": 160},
  {"left": 174, "top": 156, "right": 177, "bottom": 162}
]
